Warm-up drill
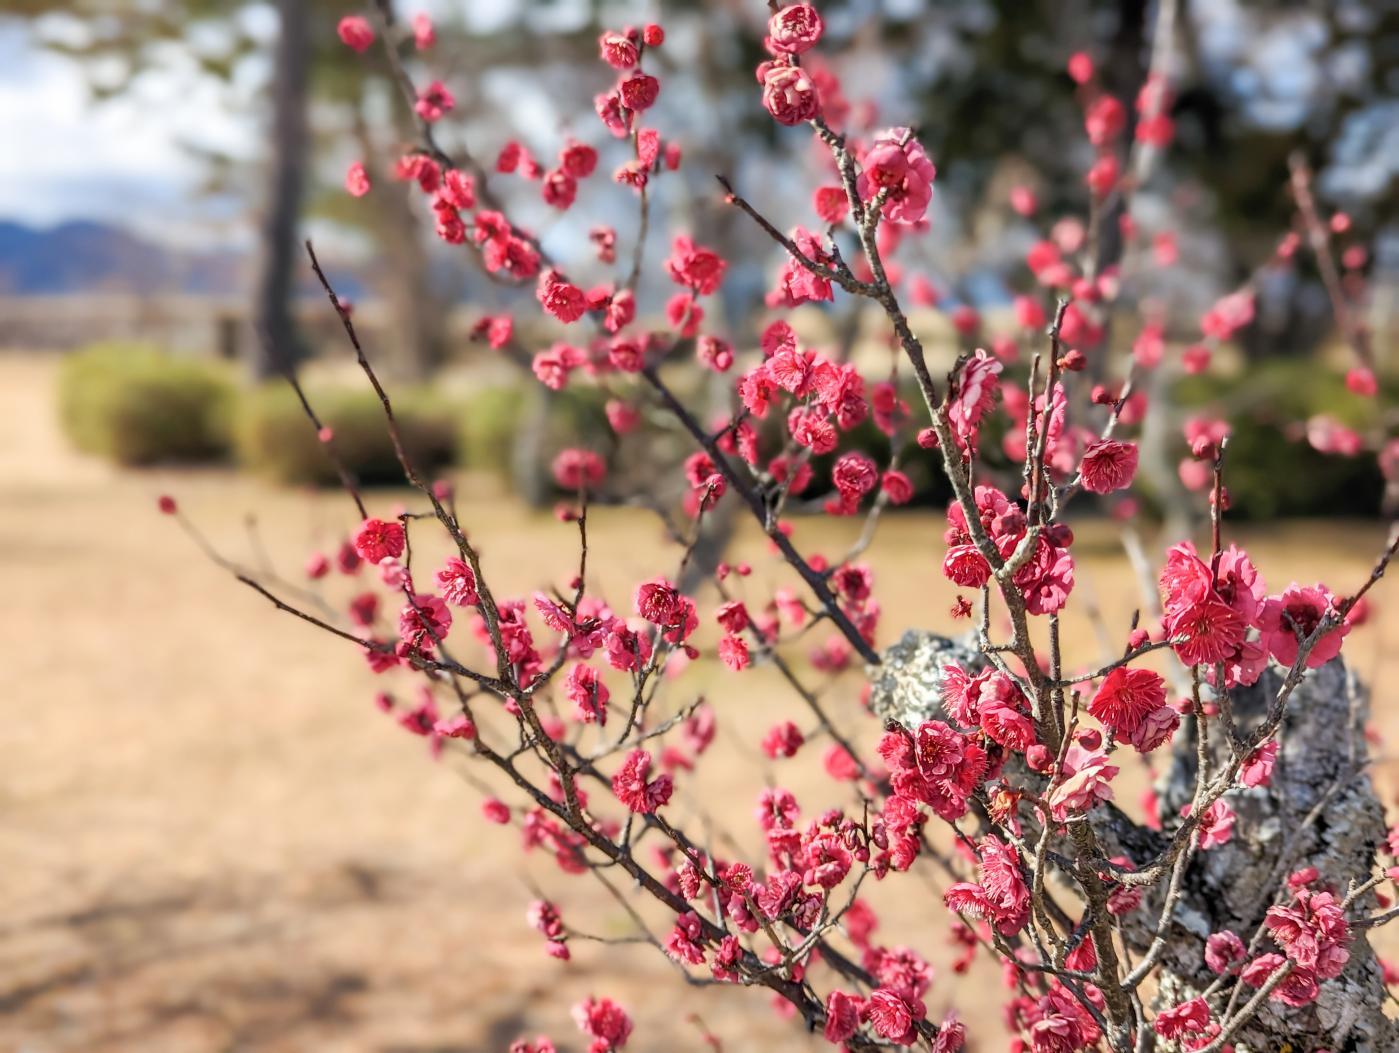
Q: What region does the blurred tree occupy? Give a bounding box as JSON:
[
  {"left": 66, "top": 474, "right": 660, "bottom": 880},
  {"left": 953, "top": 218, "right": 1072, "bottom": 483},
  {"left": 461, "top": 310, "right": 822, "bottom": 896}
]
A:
[
  {"left": 256, "top": 0, "right": 309, "bottom": 379},
  {"left": 417, "top": 0, "right": 1392, "bottom": 357},
  {"left": 834, "top": 0, "right": 1396, "bottom": 356},
  {"left": 0, "top": 0, "right": 452, "bottom": 378},
  {"left": 9, "top": 0, "right": 1388, "bottom": 376}
]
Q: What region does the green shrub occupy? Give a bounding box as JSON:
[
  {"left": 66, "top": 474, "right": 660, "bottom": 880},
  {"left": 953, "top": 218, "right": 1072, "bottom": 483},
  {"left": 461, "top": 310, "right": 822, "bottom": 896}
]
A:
[
  {"left": 1174, "top": 357, "right": 1382, "bottom": 430},
  {"left": 236, "top": 385, "right": 458, "bottom": 486},
  {"left": 548, "top": 385, "right": 614, "bottom": 461},
  {"left": 1173, "top": 358, "right": 1391, "bottom": 520},
  {"left": 458, "top": 384, "right": 526, "bottom": 475},
  {"left": 458, "top": 382, "right": 614, "bottom": 481},
  {"left": 58, "top": 343, "right": 234, "bottom": 465}
]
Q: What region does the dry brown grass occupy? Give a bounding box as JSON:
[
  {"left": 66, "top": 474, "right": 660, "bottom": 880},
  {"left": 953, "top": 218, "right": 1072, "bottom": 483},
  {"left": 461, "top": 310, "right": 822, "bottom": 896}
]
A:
[{"left": 3, "top": 352, "right": 1397, "bottom": 1051}]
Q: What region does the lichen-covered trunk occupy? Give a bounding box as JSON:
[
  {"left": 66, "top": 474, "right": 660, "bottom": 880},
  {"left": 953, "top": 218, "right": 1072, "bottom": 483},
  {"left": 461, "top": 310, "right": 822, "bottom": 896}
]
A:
[
  {"left": 867, "top": 631, "right": 1395, "bottom": 1051},
  {"left": 1143, "top": 657, "right": 1392, "bottom": 1050}
]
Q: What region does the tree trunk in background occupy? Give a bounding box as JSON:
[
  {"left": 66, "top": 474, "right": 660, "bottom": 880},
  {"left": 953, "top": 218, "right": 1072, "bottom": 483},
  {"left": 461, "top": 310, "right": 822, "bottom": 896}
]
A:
[
  {"left": 1091, "top": 0, "right": 1148, "bottom": 277},
  {"left": 1146, "top": 658, "right": 1393, "bottom": 1050},
  {"left": 374, "top": 188, "right": 447, "bottom": 380},
  {"left": 511, "top": 385, "right": 556, "bottom": 508},
  {"left": 663, "top": 9, "right": 750, "bottom": 587},
  {"left": 250, "top": 0, "right": 309, "bottom": 381},
  {"left": 869, "top": 632, "right": 1396, "bottom": 1051},
  {"left": 677, "top": 370, "right": 743, "bottom": 597},
  {"left": 355, "top": 110, "right": 448, "bottom": 381},
  {"left": 1237, "top": 269, "right": 1333, "bottom": 360},
  {"left": 1139, "top": 364, "right": 1196, "bottom": 539}
]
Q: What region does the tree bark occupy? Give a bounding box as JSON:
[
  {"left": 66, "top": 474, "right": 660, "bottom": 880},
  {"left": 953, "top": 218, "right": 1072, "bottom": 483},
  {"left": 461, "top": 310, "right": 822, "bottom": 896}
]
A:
[
  {"left": 510, "top": 385, "right": 557, "bottom": 509},
  {"left": 353, "top": 109, "right": 448, "bottom": 381},
  {"left": 250, "top": 0, "right": 309, "bottom": 380},
  {"left": 867, "top": 630, "right": 1396, "bottom": 1051},
  {"left": 1144, "top": 657, "right": 1393, "bottom": 1051}
]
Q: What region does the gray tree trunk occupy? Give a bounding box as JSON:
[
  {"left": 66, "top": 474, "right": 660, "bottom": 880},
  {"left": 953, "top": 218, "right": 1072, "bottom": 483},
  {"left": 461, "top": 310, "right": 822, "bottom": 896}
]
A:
[
  {"left": 511, "top": 385, "right": 557, "bottom": 509},
  {"left": 868, "top": 631, "right": 1395, "bottom": 1051},
  {"left": 250, "top": 0, "right": 309, "bottom": 380},
  {"left": 1144, "top": 657, "right": 1393, "bottom": 1051}
]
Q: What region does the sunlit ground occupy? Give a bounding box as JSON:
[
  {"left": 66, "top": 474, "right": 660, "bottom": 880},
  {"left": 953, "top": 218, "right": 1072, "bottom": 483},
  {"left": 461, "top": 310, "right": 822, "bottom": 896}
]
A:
[{"left": 3, "top": 352, "right": 1397, "bottom": 1051}]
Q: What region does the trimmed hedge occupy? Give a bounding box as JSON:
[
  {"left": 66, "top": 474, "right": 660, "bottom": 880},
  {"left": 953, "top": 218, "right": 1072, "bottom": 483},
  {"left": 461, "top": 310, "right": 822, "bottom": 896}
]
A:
[
  {"left": 235, "top": 385, "right": 458, "bottom": 486},
  {"left": 459, "top": 382, "right": 613, "bottom": 479},
  {"left": 57, "top": 343, "right": 234, "bottom": 465},
  {"left": 458, "top": 384, "right": 526, "bottom": 475},
  {"left": 55, "top": 342, "right": 1387, "bottom": 516},
  {"left": 1174, "top": 359, "right": 1390, "bottom": 520}
]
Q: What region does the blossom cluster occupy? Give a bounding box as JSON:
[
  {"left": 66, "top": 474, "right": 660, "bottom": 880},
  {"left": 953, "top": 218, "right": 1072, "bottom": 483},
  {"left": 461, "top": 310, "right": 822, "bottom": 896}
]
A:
[{"left": 179, "top": 5, "right": 1399, "bottom": 1051}]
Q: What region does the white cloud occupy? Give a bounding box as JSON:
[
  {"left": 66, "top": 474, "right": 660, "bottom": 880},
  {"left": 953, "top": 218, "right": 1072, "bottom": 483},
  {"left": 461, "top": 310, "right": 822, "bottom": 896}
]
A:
[
  {"left": 0, "top": 23, "right": 254, "bottom": 244},
  {"left": 0, "top": 2, "right": 584, "bottom": 245}
]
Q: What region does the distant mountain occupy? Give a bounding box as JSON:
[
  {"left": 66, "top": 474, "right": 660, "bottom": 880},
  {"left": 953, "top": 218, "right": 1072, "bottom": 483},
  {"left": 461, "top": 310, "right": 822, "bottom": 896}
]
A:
[{"left": 0, "top": 220, "right": 245, "bottom": 295}]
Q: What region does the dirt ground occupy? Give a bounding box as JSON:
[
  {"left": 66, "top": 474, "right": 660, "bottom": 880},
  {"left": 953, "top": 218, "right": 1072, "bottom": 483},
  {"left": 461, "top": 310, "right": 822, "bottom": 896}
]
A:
[{"left": 3, "top": 352, "right": 1397, "bottom": 1052}]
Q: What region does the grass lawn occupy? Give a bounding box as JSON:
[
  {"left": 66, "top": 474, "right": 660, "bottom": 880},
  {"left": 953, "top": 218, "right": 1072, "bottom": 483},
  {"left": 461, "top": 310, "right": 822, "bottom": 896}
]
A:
[{"left": 3, "top": 352, "right": 1397, "bottom": 1050}]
